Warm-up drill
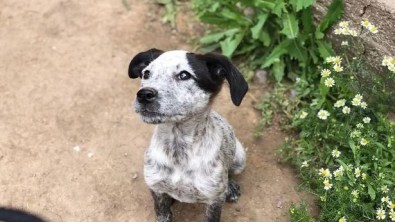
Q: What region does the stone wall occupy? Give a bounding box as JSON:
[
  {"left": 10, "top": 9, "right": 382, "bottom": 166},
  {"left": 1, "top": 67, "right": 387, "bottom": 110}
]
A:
[{"left": 315, "top": 0, "right": 395, "bottom": 65}]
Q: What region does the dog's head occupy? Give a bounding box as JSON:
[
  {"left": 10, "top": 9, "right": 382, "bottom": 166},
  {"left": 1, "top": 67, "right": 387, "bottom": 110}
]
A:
[{"left": 128, "top": 49, "right": 248, "bottom": 124}]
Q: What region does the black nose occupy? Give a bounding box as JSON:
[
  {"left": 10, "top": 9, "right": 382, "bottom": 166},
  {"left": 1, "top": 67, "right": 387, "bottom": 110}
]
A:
[{"left": 137, "top": 88, "right": 158, "bottom": 104}]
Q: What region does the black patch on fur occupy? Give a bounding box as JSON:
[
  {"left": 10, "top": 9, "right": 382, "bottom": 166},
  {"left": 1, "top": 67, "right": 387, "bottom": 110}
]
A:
[
  {"left": 225, "top": 180, "right": 241, "bottom": 202},
  {"left": 0, "top": 208, "right": 47, "bottom": 222},
  {"left": 186, "top": 53, "right": 248, "bottom": 106},
  {"left": 128, "top": 48, "right": 163, "bottom": 79},
  {"left": 150, "top": 190, "right": 173, "bottom": 222}
]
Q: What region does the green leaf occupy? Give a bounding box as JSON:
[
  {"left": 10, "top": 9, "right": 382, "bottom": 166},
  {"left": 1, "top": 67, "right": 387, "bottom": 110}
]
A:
[
  {"left": 220, "top": 8, "right": 250, "bottom": 25},
  {"left": 319, "top": 77, "right": 329, "bottom": 97},
  {"left": 349, "top": 140, "right": 356, "bottom": 155},
  {"left": 368, "top": 184, "right": 376, "bottom": 201},
  {"left": 272, "top": 2, "right": 286, "bottom": 17},
  {"left": 296, "top": 0, "right": 317, "bottom": 11},
  {"left": 316, "top": 40, "right": 335, "bottom": 59},
  {"left": 199, "top": 32, "right": 226, "bottom": 44},
  {"left": 287, "top": 40, "right": 308, "bottom": 61},
  {"left": 281, "top": 13, "right": 299, "bottom": 39},
  {"left": 259, "top": 30, "right": 271, "bottom": 47},
  {"left": 199, "top": 43, "right": 220, "bottom": 53},
  {"left": 254, "top": 0, "right": 276, "bottom": 10},
  {"left": 301, "top": 7, "right": 314, "bottom": 33},
  {"left": 317, "top": 0, "right": 344, "bottom": 33},
  {"left": 260, "top": 39, "right": 291, "bottom": 68},
  {"left": 272, "top": 60, "right": 285, "bottom": 82},
  {"left": 220, "top": 33, "right": 244, "bottom": 57},
  {"left": 251, "top": 13, "right": 269, "bottom": 39}
]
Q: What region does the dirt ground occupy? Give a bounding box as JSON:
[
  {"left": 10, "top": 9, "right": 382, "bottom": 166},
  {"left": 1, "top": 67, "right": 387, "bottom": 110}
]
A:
[{"left": 0, "top": 0, "right": 314, "bottom": 221}]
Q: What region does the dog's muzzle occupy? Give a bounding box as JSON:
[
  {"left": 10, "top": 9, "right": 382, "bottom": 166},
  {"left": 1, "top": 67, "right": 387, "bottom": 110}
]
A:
[{"left": 137, "top": 87, "right": 157, "bottom": 104}]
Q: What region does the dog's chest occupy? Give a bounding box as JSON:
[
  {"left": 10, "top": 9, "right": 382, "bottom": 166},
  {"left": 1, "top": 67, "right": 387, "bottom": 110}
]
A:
[{"left": 144, "top": 126, "right": 226, "bottom": 203}]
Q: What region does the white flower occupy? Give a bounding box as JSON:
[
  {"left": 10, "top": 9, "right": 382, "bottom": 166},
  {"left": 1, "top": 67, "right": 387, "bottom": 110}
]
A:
[
  {"left": 324, "top": 78, "right": 335, "bottom": 87},
  {"left": 321, "top": 69, "right": 331, "bottom": 77},
  {"left": 87, "top": 152, "right": 94, "bottom": 158},
  {"left": 368, "top": 24, "right": 379, "bottom": 34},
  {"left": 334, "top": 28, "right": 342, "bottom": 35},
  {"left": 300, "top": 111, "right": 308, "bottom": 119},
  {"left": 317, "top": 110, "right": 330, "bottom": 120},
  {"left": 352, "top": 98, "right": 361, "bottom": 106},
  {"left": 341, "top": 41, "right": 349, "bottom": 46},
  {"left": 350, "top": 130, "right": 361, "bottom": 138},
  {"left": 389, "top": 201, "right": 395, "bottom": 210},
  {"left": 389, "top": 210, "right": 395, "bottom": 221},
  {"left": 301, "top": 161, "right": 309, "bottom": 168},
  {"left": 323, "top": 179, "right": 333, "bottom": 190},
  {"left": 326, "top": 56, "right": 335, "bottom": 63},
  {"left": 363, "top": 117, "right": 371, "bottom": 123},
  {"left": 333, "top": 56, "right": 342, "bottom": 64},
  {"left": 376, "top": 208, "right": 386, "bottom": 220},
  {"left": 382, "top": 196, "right": 390, "bottom": 203},
  {"left": 354, "top": 167, "right": 361, "bottom": 177},
  {"left": 339, "top": 21, "right": 349, "bottom": 28},
  {"left": 349, "top": 29, "right": 358, "bottom": 37},
  {"left": 361, "top": 20, "right": 371, "bottom": 28},
  {"left": 319, "top": 168, "right": 332, "bottom": 178},
  {"left": 334, "top": 99, "right": 346, "bottom": 108},
  {"left": 296, "top": 77, "right": 301, "bottom": 83},
  {"left": 339, "top": 216, "right": 347, "bottom": 222},
  {"left": 382, "top": 186, "right": 389, "bottom": 193},
  {"left": 354, "top": 94, "right": 363, "bottom": 100},
  {"left": 362, "top": 173, "right": 367, "bottom": 180},
  {"left": 332, "top": 149, "right": 341, "bottom": 158},
  {"left": 361, "top": 102, "right": 368, "bottom": 109},
  {"left": 334, "top": 168, "right": 343, "bottom": 178},
  {"left": 356, "top": 123, "right": 364, "bottom": 128},
  {"left": 351, "top": 190, "right": 359, "bottom": 198},
  {"left": 341, "top": 28, "right": 350, "bottom": 35},
  {"left": 333, "top": 64, "right": 344, "bottom": 72},
  {"left": 342, "top": 106, "right": 351, "bottom": 114},
  {"left": 360, "top": 138, "right": 368, "bottom": 146},
  {"left": 382, "top": 56, "right": 393, "bottom": 67}
]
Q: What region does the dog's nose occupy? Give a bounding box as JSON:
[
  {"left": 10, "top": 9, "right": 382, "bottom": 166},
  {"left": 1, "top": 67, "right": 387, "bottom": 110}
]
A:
[{"left": 137, "top": 88, "right": 158, "bottom": 104}]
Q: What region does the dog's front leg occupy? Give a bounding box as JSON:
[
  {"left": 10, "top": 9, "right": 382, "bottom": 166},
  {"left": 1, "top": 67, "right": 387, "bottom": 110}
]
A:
[
  {"left": 151, "top": 190, "right": 173, "bottom": 222},
  {"left": 204, "top": 199, "right": 224, "bottom": 222}
]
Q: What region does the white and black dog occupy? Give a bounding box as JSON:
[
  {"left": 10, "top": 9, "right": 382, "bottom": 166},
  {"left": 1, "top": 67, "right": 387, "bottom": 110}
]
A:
[{"left": 129, "top": 49, "right": 248, "bottom": 222}]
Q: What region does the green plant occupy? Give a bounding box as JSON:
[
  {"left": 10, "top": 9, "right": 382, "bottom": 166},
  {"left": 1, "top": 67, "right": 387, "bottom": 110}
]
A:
[
  {"left": 158, "top": 0, "right": 181, "bottom": 27},
  {"left": 192, "top": 0, "right": 343, "bottom": 82}
]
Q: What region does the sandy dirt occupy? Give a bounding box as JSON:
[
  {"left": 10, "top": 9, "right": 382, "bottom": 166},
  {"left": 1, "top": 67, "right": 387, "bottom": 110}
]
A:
[{"left": 0, "top": 0, "right": 314, "bottom": 221}]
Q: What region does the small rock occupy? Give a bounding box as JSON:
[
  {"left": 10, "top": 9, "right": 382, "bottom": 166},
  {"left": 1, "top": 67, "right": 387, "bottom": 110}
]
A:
[
  {"left": 73, "top": 146, "right": 81, "bottom": 152},
  {"left": 254, "top": 70, "right": 267, "bottom": 84},
  {"left": 235, "top": 207, "right": 241, "bottom": 212},
  {"left": 276, "top": 199, "right": 283, "bottom": 208},
  {"left": 132, "top": 173, "right": 138, "bottom": 180},
  {"left": 87, "top": 152, "right": 94, "bottom": 158},
  {"left": 124, "top": 153, "right": 128, "bottom": 156}
]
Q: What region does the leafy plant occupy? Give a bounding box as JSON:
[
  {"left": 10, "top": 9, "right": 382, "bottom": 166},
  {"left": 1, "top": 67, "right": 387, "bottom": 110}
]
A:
[{"left": 192, "top": 0, "right": 343, "bottom": 82}]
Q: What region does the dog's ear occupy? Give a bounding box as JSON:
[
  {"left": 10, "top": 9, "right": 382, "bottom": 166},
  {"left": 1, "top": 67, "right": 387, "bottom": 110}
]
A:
[
  {"left": 204, "top": 53, "right": 248, "bottom": 106},
  {"left": 128, "top": 48, "right": 163, "bottom": 79}
]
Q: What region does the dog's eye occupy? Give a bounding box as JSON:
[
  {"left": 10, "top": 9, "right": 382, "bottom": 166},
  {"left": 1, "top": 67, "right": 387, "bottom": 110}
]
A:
[
  {"left": 143, "top": 70, "right": 150, "bottom": 79},
  {"left": 178, "top": 71, "right": 191, "bottom": 81}
]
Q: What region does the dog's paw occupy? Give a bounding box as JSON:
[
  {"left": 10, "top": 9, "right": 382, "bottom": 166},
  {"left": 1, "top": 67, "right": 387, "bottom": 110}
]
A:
[{"left": 225, "top": 180, "right": 241, "bottom": 202}]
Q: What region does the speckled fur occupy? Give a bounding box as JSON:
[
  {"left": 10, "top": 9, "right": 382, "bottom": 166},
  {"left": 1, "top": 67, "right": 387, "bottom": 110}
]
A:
[{"left": 130, "top": 50, "right": 247, "bottom": 222}]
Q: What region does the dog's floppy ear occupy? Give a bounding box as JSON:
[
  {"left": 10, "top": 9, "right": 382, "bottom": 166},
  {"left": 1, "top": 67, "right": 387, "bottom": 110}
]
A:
[
  {"left": 128, "top": 48, "right": 163, "bottom": 79},
  {"left": 204, "top": 53, "right": 248, "bottom": 106}
]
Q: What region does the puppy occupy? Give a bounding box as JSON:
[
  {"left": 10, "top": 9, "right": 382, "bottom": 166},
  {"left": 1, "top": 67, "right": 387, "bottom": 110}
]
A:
[{"left": 128, "top": 49, "right": 248, "bottom": 222}]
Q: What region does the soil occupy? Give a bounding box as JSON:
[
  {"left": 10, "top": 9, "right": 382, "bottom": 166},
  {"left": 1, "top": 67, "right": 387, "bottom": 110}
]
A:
[{"left": 0, "top": 0, "right": 315, "bottom": 221}]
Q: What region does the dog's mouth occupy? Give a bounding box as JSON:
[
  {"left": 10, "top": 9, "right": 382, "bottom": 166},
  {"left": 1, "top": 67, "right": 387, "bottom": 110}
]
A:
[{"left": 139, "top": 110, "right": 168, "bottom": 117}]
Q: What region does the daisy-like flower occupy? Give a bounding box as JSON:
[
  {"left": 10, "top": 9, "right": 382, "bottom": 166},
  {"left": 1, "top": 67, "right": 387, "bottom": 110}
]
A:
[
  {"left": 334, "top": 99, "right": 346, "bottom": 108},
  {"left": 352, "top": 98, "right": 361, "bottom": 106},
  {"left": 317, "top": 110, "right": 330, "bottom": 120},
  {"left": 333, "top": 56, "right": 342, "bottom": 64},
  {"left": 321, "top": 69, "right": 331, "bottom": 77},
  {"left": 389, "top": 65, "right": 395, "bottom": 73},
  {"left": 341, "top": 41, "right": 349, "bottom": 46},
  {"left": 351, "top": 189, "right": 359, "bottom": 198},
  {"left": 389, "top": 201, "right": 395, "bottom": 210},
  {"left": 354, "top": 167, "right": 361, "bottom": 177},
  {"left": 339, "top": 216, "right": 347, "bottom": 222},
  {"left": 341, "top": 28, "right": 350, "bottom": 35},
  {"left": 319, "top": 168, "right": 332, "bottom": 178},
  {"left": 363, "top": 117, "right": 371, "bottom": 123},
  {"left": 361, "top": 102, "right": 368, "bottom": 109},
  {"left": 382, "top": 56, "right": 393, "bottom": 66},
  {"left": 300, "top": 111, "right": 308, "bottom": 119},
  {"left": 323, "top": 179, "right": 333, "bottom": 190},
  {"left": 368, "top": 24, "right": 379, "bottom": 34},
  {"left": 382, "top": 186, "right": 390, "bottom": 193},
  {"left": 334, "top": 28, "right": 342, "bottom": 35},
  {"left": 339, "top": 21, "right": 349, "bottom": 28},
  {"left": 324, "top": 78, "right": 335, "bottom": 87},
  {"left": 332, "top": 149, "right": 341, "bottom": 158},
  {"left": 334, "top": 169, "right": 343, "bottom": 178},
  {"left": 376, "top": 208, "right": 386, "bottom": 220},
  {"left": 355, "top": 94, "right": 363, "bottom": 100},
  {"left": 360, "top": 138, "right": 368, "bottom": 146},
  {"left": 342, "top": 106, "right": 351, "bottom": 114},
  {"left": 301, "top": 161, "right": 309, "bottom": 168},
  {"left": 333, "top": 64, "right": 344, "bottom": 72},
  {"left": 382, "top": 196, "right": 390, "bottom": 203},
  {"left": 356, "top": 123, "right": 364, "bottom": 128},
  {"left": 389, "top": 210, "right": 395, "bottom": 221},
  {"left": 326, "top": 56, "right": 335, "bottom": 63},
  {"left": 349, "top": 29, "right": 358, "bottom": 37},
  {"left": 361, "top": 19, "right": 371, "bottom": 28}
]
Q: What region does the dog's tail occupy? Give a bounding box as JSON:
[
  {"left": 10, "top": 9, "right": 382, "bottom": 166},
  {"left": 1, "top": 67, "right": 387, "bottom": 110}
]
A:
[
  {"left": 230, "top": 139, "right": 246, "bottom": 175},
  {"left": 0, "top": 207, "right": 47, "bottom": 222}
]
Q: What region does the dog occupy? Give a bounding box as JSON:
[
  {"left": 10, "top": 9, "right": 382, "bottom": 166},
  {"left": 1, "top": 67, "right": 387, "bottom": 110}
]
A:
[
  {"left": 128, "top": 49, "right": 248, "bottom": 222},
  {"left": 0, "top": 207, "right": 47, "bottom": 222}
]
